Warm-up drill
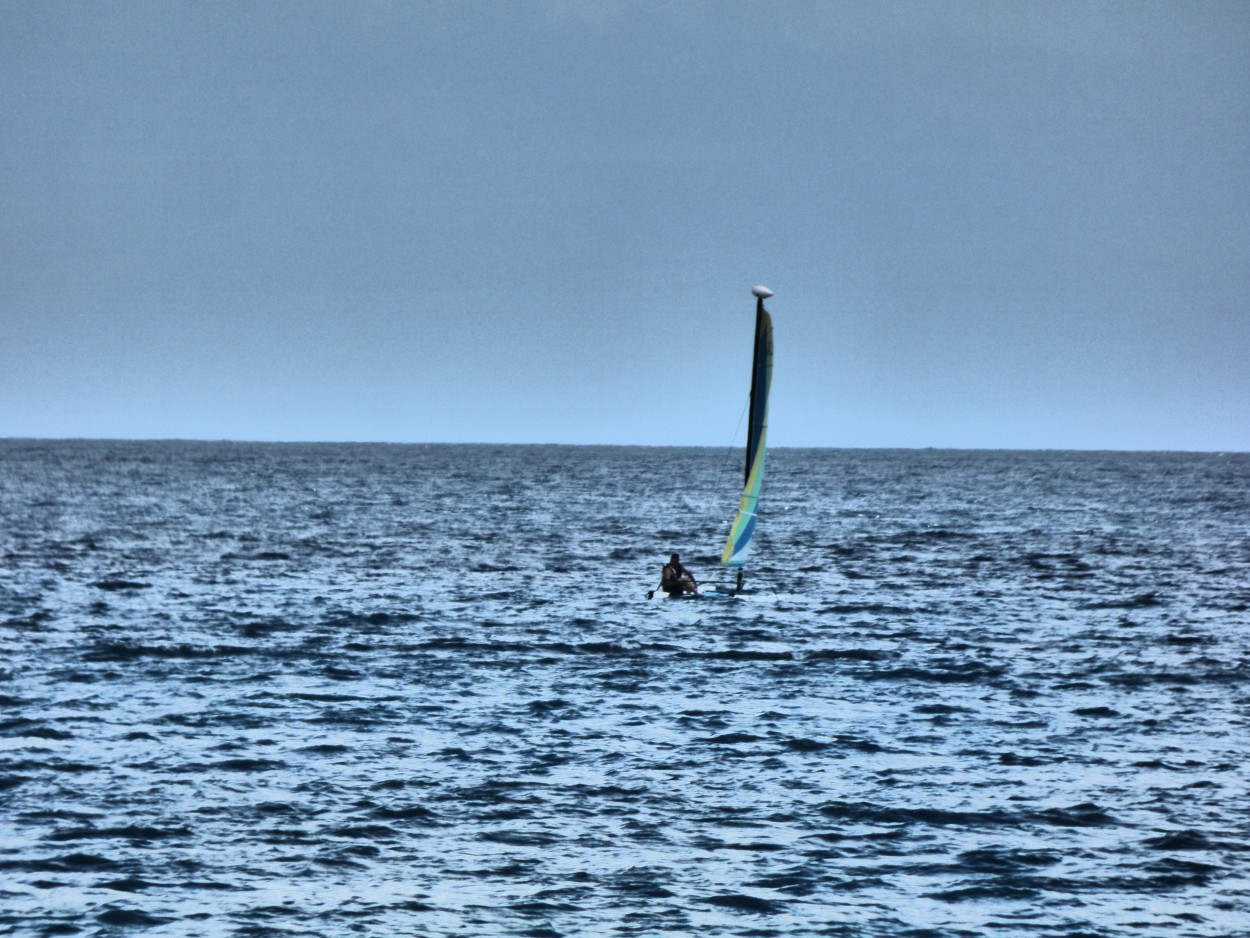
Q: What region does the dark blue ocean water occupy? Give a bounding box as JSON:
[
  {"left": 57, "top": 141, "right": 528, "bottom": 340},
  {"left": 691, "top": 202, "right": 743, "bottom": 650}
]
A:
[{"left": 1, "top": 440, "right": 1247, "bottom": 937}]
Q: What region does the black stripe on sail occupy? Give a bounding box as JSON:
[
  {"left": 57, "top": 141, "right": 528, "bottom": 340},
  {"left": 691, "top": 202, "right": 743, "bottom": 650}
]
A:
[{"left": 744, "top": 299, "right": 771, "bottom": 486}]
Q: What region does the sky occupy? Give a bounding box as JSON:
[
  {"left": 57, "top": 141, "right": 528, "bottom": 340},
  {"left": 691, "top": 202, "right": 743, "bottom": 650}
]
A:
[{"left": 2, "top": 1, "right": 1248, "bottom": 451}]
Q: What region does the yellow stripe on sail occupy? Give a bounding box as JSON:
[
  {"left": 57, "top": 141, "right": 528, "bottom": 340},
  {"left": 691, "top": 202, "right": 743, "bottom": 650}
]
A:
[{"left": 721, "top": 424, "right": 767, "bottom": 566}]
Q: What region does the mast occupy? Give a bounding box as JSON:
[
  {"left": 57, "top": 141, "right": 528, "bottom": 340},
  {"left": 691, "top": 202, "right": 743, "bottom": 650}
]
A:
[
  {"left": 743, "top": 285, "right": 773, "bottom": 488},
  {"left": 721, "top": 285, "right": 774, "bottom": 592}
]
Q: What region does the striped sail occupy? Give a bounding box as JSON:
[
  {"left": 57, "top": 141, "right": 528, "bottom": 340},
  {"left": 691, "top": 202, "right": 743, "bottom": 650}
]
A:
[{"left": 720, "top": 290, "right": 774, "bottom": 571}]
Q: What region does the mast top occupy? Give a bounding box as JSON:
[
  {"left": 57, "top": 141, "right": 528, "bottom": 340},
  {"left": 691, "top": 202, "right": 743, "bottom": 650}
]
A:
[{"left": 752, "top": 285, "right": 774, "bottom": 299}]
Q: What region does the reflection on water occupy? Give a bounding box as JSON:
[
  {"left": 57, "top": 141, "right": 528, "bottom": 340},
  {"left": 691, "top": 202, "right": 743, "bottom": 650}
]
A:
[{"left": 1, "top": 441, "right": 1247, "bottom": 936}]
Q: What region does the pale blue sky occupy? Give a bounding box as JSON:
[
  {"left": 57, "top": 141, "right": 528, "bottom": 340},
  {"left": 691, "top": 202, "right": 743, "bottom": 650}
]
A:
[{"left": 2, "top": 1, "right": 1247, "bottom": 450}]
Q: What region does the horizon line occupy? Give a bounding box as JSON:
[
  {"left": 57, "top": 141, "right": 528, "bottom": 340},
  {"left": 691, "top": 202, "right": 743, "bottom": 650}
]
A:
[{"left": 1, "top": 436, "right": 1245, "bottom": 456}]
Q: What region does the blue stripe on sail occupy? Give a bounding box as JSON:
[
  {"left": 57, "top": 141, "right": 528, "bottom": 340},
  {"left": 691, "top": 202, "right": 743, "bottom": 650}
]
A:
[{"left": 724, "top": 513, "right": 756, "bottom": 567}]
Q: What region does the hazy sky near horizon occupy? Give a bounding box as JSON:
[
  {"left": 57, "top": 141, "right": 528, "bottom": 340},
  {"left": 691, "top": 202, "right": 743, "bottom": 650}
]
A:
[{"left": 3, "top": 1, "right": 1248, "bottom": 450}]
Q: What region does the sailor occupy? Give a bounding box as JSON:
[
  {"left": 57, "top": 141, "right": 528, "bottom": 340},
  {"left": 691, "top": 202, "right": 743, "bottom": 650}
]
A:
[{"left": 660, "top": 552, "right": 698, "bottom": 596}]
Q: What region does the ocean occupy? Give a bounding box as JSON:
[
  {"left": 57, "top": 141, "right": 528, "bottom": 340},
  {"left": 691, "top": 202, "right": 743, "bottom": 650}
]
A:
[{"left": 1, "top": 440, "right": 1247, "bottom": 937}]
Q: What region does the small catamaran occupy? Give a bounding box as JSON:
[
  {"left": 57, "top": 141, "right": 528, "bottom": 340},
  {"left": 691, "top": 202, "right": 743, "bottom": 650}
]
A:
[{"left": 650, "top": 285, "right": 774, "bottom": 599}]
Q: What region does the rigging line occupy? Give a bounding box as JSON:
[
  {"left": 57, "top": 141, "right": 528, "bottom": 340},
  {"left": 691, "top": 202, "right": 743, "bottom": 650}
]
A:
[
  {"left": 719, "top": 390, "right": 750, "bottom": 480},
  {"left": 708, "top": 391, "right": 750, "bottom": 524},
  {"left": 699, "top": 390, "right": 751, "bottom": 579}
]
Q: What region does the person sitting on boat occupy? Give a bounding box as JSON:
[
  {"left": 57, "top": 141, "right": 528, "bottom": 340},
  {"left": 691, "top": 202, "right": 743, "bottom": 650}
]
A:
[{"left": 661, "top": 553, "right": 699, "bottom": 596}]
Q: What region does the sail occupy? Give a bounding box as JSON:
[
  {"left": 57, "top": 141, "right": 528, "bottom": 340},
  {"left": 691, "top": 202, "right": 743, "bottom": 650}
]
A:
[{"left": 720, "top": 289, "right": 774, "bottom": 571}]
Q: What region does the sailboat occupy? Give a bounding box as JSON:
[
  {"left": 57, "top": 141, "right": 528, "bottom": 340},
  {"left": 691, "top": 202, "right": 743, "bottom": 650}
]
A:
[
  {"left": 705, "top": 285, "right": 775, "bottom": 596},
  {"left": 647, "top": 285, "right": 774, "bottom": 600}
]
